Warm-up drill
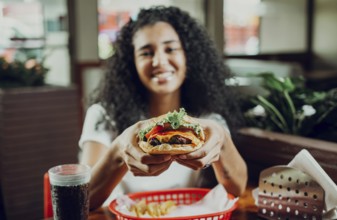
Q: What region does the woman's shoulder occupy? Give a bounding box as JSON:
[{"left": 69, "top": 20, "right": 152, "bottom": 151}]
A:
[
  {"left": 82, "top": 103, "right": 118, "bottom": 132},
  {"left": 86, "top": 103, "right": 115, "bottom": 118},
  {"left": 201, "top": 112, "right": 230, "bottom": 132},
  {"left": 86, "top": 103, "right": 107, "bottom": 114},
  {"left": 201, "top": 112, "right": 226, "bottom": 121},
  {"left": 79, "top": 103, "right": 117, "bottom": 148},
  {"left": 84, "top": 103, "right": 115, "bottom": 125}
]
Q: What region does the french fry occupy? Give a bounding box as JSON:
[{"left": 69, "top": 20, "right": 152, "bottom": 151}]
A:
[
  {"left": 147, "top": 202, "right": 160, "bottom": 217},
  {"left": 161, "top": 200, "right": 176, "bottom": 215},
  {"left": 130, "top": 199, "right": 147, "bottom": 217},
  {"left": 128, "top": 199, "right": 177, "bottom": 217}
]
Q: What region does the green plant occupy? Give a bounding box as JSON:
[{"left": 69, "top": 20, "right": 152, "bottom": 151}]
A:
[
  {"left": 0, "top": 57, "right": 48, "bottom": 88},
  {"left": 241, "top": 72, "right": 337, "bottom": 141}
]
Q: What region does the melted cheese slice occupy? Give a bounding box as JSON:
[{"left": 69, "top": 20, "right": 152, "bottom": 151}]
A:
[{"left": 149, "top": 130, "right": 201, "bottom": 146}]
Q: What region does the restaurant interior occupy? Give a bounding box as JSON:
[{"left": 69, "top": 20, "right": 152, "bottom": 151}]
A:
[{"left": 0, "top": 0, "right": 336, "bottom": 219}]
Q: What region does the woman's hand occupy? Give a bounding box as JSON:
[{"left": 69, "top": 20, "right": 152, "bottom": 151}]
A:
[
  {"left": 117, "top": 120, "right": 173, "bottom": 176},
  {"left": 174, "top": 117, "right": 247, "bottom": 196},
  {"left": 174, "top": 118, "right": 225, "bottom": 170}
]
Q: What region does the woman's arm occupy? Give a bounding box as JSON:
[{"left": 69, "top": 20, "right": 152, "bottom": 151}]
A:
[
  {"left": 80, "top": 141, "right": 127, "bottom": 210},
  {"left": 87, "top": 138, "right": 128, "bottom": 210},
  {"left": 80, "top": 141, "right": 108, "bottom": 167},
  {"left": 82, "top": 121, "right": 174, "bottom": 210},
  {"left": 212, "top": 126, "right": 248, "bottom": 196}
]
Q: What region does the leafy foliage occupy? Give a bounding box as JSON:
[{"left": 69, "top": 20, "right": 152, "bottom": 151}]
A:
[
  {"left": 0, "top": 57, "right": 48, "bottom": 88},
  {"left": 241, "top": 73, "right": 337, "bottom": 142}
]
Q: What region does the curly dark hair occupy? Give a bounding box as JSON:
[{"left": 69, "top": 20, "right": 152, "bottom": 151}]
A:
[{"left": 94, "top": 5, "right": 243, "bottom": 134}]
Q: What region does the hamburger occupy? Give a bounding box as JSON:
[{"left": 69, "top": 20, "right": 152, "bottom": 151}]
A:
[{"left": 138, "top": 108, "right": 205, "bottom": 154}]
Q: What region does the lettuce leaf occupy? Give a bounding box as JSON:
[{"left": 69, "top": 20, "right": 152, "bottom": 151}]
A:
[{"left": 157, "top": 108, "right": 186, "bottom": 129}]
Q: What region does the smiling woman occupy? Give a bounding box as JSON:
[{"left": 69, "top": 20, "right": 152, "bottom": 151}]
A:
[{"left": 79, "top": 6, "right": 247, "bottom": 210}]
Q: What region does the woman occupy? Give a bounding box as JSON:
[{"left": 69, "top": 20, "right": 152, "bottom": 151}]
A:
[{"left": 79, "top": 6, "right": 247, "bottom": 210}]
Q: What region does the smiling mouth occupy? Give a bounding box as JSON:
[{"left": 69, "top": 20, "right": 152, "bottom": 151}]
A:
[{"left": 151, "top": 71, "right": 173, "bottom": 83}]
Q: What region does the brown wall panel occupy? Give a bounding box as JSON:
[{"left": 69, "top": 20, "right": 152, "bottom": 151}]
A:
[{"left": 0, "top": 86, "right": 81, "bottom": 220}]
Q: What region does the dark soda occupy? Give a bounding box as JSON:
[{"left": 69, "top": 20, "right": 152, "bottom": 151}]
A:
[{"left": 51, "top": 182, "right": 89, "bottom": 220}]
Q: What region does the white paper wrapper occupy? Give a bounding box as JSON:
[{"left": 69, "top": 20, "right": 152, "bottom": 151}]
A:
[
  {"left": 252, "top": 149, "right": 337, "bottom": 219},
  {"left": 115, "top": 195, "right": 136, "bottom": 216},
  {"left": 115, "top": 184, "right": 238, "bottom": 218},
  {"left": 288, "top": 149, "right": 337, "bottom": 219}
]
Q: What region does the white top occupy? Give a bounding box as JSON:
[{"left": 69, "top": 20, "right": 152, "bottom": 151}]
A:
[{"left": 79, "top": 104, "right": 229, "bottom": 205}]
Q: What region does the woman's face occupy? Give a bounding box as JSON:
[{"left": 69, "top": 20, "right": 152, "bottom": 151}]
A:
[{"left": 133, "top": 22, "right": 186, "bottom": 95}]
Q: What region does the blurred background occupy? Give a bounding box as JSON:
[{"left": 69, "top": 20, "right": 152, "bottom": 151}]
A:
[{"left": 0, "top": 0, "right": 336, "bottom": 219}]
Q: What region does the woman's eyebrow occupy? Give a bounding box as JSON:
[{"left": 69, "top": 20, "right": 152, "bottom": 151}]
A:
[
  {"left": 162, "top": 40, "right": 179, "bottom": 45},
  {"left": 136, "top": 44, "right": 151, "bottom": 52},
  {"left": 136, "top": 40, "right": 180, "bottom": 52}
]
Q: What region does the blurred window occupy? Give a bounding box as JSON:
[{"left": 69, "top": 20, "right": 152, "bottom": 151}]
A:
[
  {"left": 224, "top": 0, "right": 260, "bottom": 55},
  {"left": 224, "top": 0, "right": 307, "bottom": 55},
  {"left": 0, "top": 1, "right": 45, "bottom": 62},
  {"left": 0, "top": 0, "right": 70, "bottom": 86}
]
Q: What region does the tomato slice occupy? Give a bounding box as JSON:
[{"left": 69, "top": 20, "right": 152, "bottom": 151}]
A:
[
  {"left": 145, "top": 123, "right": 187, "bottom": 139},
  {"left": 145, "top": 125, "right": 164, "bottom": 139}
]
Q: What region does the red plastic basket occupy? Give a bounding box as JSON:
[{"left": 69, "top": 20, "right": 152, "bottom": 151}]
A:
[{"left": 109, "top": 188, "right": 237, "bottom": 220}]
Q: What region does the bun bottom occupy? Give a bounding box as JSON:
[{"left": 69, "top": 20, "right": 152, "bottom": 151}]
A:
[{"left": 138, "top": 141, "right": 204, "bottom": 154}]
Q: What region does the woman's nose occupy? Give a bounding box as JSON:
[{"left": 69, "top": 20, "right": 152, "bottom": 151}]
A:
[{"left": 152, "top": 52, "right": 168, "bottom": 66}]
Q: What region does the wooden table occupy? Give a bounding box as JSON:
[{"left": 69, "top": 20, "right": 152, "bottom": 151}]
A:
[{"left": 86, "top": 186, "right": 260, "bottom": 220}]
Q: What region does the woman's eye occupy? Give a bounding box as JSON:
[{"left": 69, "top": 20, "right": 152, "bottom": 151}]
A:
[
  {"left": 140, "top": 51, "right": 153, "bottom": 57},
  {"left": 166, "top": 47, "right": 178, "bottom": 53}
]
